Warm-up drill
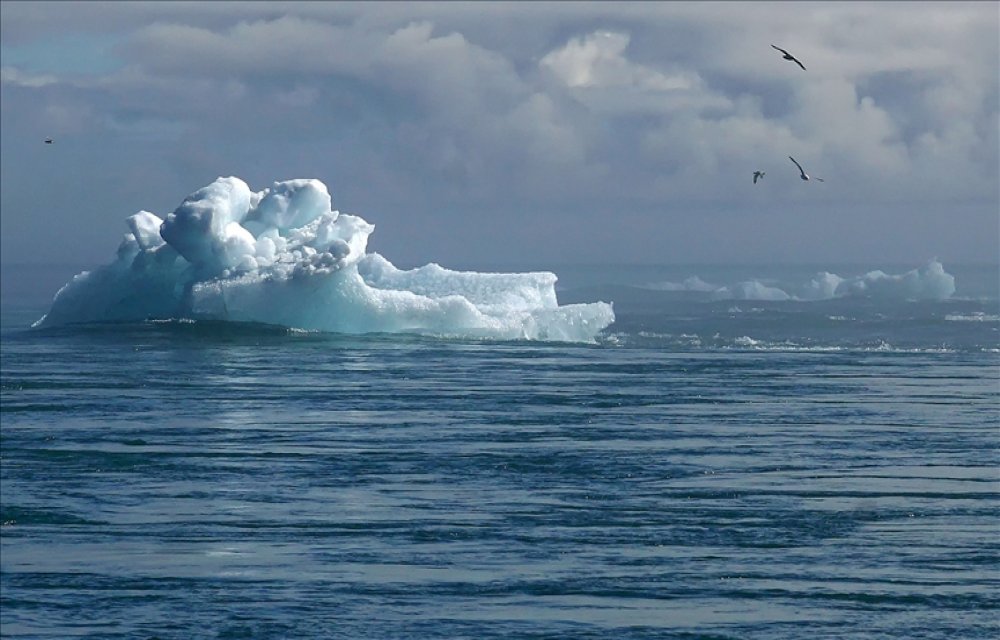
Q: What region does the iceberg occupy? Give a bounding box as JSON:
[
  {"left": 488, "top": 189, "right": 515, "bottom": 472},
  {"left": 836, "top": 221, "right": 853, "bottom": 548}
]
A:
[
  {"left": 815, "top": 261, "right": 956, "bottom": 301},
  {"left": 643, "top": 261, "right": 955, "bottom": 302},
  {"left": 35, "top": 177, "right": 614, "bottom": 342}
]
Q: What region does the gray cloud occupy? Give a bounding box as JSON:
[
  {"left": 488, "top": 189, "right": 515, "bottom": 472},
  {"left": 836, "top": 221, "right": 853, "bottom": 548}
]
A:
[{"left": 1, "top": 1, "right": 996, "bottom": 267}]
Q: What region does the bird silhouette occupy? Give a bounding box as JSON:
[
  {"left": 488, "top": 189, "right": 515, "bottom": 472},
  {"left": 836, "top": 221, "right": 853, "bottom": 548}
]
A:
[
  {"left": 44, "top": 138, "right": 53, "bottom": 144},
  {"left": 771, "top": 45, "right": 806, "bottom": 71},
  {"left": 789, "top": 156, "right": 824, "bottom": 182},
  {"left": 753, "top": 171, "right": 765, "bottom": 184}
]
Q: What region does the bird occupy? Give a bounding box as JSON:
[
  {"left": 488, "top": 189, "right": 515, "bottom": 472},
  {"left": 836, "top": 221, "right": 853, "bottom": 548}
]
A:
[
  {"left": 789, "top": 156, "right": 824, "bottom": 182},
  {"left": 771, "top": 44, "right": 806, "bottom": 71},
  {"left": 44, "top": 138, "right": 53, "bottom": 144},
  {"left": 753, "top": 171, "right": 765, "bottom": 184}
]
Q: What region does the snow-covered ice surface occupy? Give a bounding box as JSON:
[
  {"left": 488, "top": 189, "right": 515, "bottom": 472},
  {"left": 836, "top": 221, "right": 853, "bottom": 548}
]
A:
[{"left": 35, "top": 177, "right": 614, "bottom": 342}]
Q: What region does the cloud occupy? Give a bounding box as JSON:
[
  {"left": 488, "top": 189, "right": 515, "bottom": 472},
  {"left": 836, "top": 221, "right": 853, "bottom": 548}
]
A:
[
  {"left": 0, "top": 2, "right": 996, "bottom": 266},
  {"left": 541, "top": 30, "right": 693, "bottom": 91},
  {"left": 105, "top": 16, "right": 603, "bottom": 206},
  {"left": 1, "top": 66, "right": 58, "bottom": 87},
  {"left": 538, "top": 30, "right": 727, "bottom": 118},
  {"left": 123, "top": 16, "right": 353, "bottom": 76}
]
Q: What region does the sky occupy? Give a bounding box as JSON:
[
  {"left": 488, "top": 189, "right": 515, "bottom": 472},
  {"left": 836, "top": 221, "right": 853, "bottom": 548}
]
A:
[{"left": 1, "top": 1, "right": 997, "bottom": 269}]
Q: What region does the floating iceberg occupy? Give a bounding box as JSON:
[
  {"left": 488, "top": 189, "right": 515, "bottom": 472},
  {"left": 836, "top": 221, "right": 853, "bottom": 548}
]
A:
[
  {"left": 644, "top": 261, "right": 955, "bottom": 302},
  {"left": 800, "top": 261, "right": 955, "bottom": 301},
  {"left": 35, "top": 177, "right": 614, "bottom": 342}
]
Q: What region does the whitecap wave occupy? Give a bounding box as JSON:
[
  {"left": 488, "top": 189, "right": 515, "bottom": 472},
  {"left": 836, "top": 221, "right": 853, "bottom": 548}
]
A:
[
  {"left": 35, "top": 177, "right": 614, "bottom": 342},
  {"left": 723, "top": 336, "right": 956, "bottom": 353},
  {"left": 945, "top": 312, "right": 1000, "bottom": 322}
]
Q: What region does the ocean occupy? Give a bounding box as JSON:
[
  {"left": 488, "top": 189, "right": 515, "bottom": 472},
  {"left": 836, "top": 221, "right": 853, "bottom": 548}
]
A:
[{"left": 1, "top": 261, "right": 998, "bottom": 639}]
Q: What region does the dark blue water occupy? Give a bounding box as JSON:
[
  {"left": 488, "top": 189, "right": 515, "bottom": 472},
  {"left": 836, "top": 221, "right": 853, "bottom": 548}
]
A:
[{"left": 2, "top": 263, "right": 998, "bottom": 639}]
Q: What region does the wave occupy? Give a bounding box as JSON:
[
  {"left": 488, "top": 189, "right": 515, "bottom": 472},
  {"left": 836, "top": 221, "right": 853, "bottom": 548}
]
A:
[
  {"left": 945, "top": 312, "right": 1000, "bottom": 322},
  {"left": 603, "top": 331, "right": 978, "bottom": 353}
]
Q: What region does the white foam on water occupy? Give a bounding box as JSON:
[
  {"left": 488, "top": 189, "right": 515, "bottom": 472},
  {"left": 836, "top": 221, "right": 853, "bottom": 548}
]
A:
[{"left": 945, "top": 313, "right": 1000, "bottom": 322}]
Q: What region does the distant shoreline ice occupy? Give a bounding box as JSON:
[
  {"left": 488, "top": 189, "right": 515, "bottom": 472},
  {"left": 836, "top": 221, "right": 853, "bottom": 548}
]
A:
[{"left": 641, "top": 260, "right": 956, "bottom": 302}]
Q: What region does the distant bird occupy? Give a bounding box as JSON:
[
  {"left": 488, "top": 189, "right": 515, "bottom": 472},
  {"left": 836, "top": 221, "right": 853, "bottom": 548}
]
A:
[
  {"left": 789, "top": 156, "right": 824, "bottom": 182},
  {"left": 771, "top": 44, "right": 806, "bottom": 71},
  {"left": 44, "top": 138, "right": 53, "bottom": 144},
  {"left": 753, "top": 171, "right": 765, "bottom": 184}
]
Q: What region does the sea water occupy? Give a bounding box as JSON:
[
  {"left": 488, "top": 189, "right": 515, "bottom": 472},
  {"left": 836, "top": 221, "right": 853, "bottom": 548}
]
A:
[{"left": 1, "top": 262, "right": 998, "bottom": 639}]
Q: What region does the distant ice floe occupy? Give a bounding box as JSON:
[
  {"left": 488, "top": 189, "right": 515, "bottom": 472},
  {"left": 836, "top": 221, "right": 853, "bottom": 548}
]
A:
[
  {"left": 35, "top": 177, "right": 614, "bottom": 342},
  {"left": 944, "top": 312, "right": 1000, "bottom": 322},
  {"left": 645, "top": 260, "right": 956, "bottom": 302}
]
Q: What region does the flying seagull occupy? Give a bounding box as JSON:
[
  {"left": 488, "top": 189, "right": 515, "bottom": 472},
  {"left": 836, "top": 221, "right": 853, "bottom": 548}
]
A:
[
  {"left": 753, "top": 171, "right": 765, "bottom": 184},
  {"left": 789, "top": 156, "right": 824, "bottom": 182},
  {"left": 771, "top": 44, "right": 806, "bottom": 71},
  {"left": 44, "top": 138, "right": 53, "bottom": 144}
]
